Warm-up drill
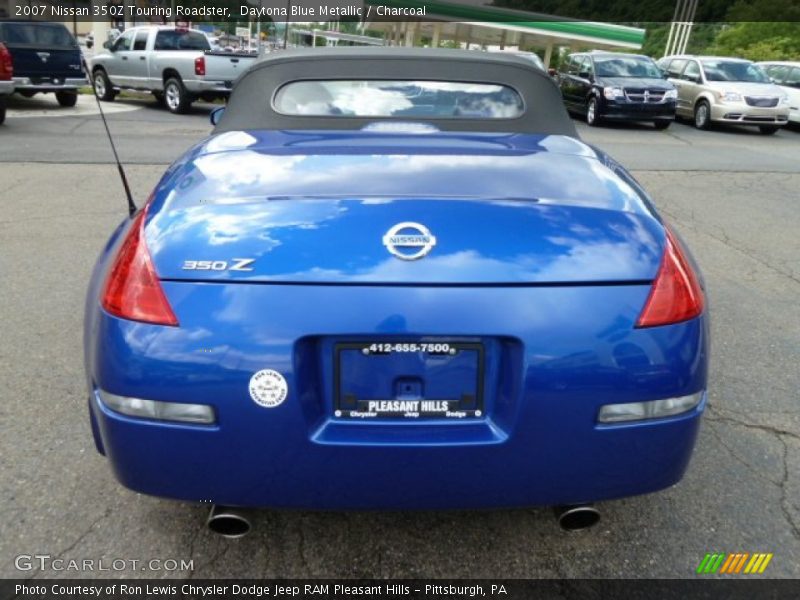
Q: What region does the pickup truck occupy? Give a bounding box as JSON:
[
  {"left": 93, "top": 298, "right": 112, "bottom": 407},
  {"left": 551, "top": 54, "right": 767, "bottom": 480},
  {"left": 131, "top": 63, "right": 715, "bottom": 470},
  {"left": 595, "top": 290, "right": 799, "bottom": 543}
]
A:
[
  {"left": 90, "top": 26, "right": 256, "bottom": 114},
  {"left": 0, "top": 20, "right": 85, "bottom": 108}
]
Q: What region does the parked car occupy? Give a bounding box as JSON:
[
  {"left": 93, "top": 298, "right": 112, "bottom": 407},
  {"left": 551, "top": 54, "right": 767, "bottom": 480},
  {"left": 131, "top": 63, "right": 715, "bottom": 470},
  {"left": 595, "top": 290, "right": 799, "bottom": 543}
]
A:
[
  {"left": 0, "top": 20, "right": 85, "bottom": 107},
  {"left": 84, "top": 48, "right": 708, "bottom": 537},
  {"left": 491, "top": 49, "right": 545, "bottom": 71},
  {"left": 557, "top": 51, "right": 677, "bottom": 129},
  {"left": 89, "top": 25, "right": 256, "bottom": 114},
  {"left": 0, "top": 42, "right": 12, "bottom": 124},
  {"left": 658, "top": 55, "right": 790, "bottom": 134},
  {"left": 757, "top": 61, "right": 800, "bottom": 126}
]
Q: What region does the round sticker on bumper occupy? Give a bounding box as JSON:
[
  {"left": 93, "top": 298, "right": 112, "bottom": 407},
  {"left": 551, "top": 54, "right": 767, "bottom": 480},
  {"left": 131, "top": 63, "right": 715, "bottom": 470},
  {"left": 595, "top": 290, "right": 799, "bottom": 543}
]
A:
[{"left": 249, "top": 369, "right": 288, "bottom": 408}]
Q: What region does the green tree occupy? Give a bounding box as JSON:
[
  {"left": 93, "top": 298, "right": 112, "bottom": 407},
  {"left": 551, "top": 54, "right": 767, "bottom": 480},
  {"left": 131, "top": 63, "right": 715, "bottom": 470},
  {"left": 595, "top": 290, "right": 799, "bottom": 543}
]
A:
[
  {"left": 707, "top": 22, "right": 800, "bottom": 61},
  {"left": 640, "top": 23, "right": 724, "bottom": 58},
  {"left": 725, "top": 0, "right": 800, "bottom": 21},
  {"left": 701, "top": 0, "right": 800, "bottom": 61}
]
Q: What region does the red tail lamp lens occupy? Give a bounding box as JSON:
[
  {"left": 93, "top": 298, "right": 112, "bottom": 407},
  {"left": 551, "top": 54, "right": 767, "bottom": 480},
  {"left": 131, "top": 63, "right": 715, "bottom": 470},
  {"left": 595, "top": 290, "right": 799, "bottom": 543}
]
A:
[
  {"left": 101, "top": 207, "right": 178, "bottom": 326},
  {"left": 636, "top": 228, "right": 704, "bottom": 328}
]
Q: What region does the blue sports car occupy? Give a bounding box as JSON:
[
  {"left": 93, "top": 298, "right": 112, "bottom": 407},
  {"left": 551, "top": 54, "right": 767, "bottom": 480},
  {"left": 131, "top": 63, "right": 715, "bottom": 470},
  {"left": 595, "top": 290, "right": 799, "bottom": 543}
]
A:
[{"left": 84, "top": 48, "right": 708, "bottom": 536}]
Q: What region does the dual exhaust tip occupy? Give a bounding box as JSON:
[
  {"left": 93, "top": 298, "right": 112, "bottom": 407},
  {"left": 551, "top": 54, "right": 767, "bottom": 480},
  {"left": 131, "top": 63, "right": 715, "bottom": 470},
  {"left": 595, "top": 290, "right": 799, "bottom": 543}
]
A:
[
  {"left": 555, "top": 504, "right": 601, "bottom": 531},
  {"left": 205, "top": 504, "right": 599, "bottom": 538},
  {"left": 206, "top": 505, "right": 251, "bottom": 539}
]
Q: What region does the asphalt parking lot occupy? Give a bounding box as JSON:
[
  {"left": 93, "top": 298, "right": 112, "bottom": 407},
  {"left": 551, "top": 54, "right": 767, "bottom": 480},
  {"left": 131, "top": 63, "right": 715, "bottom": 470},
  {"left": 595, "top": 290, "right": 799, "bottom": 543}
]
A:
[{"left": 0, "top": 94, "right": 798, "bottom": 579}]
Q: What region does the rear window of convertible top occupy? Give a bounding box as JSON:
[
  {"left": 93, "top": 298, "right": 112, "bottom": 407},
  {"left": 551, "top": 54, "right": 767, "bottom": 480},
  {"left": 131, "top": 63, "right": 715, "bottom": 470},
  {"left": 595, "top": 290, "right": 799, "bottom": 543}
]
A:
[{"left": 272, "top": 80, "right": 525, "bottom": 119}]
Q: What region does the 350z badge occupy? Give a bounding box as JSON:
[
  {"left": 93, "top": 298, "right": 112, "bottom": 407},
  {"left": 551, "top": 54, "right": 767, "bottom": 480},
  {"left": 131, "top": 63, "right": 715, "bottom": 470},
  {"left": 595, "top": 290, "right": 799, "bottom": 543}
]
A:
[{"left": 182, "top": 258, "right": 255, "bottom": 271}]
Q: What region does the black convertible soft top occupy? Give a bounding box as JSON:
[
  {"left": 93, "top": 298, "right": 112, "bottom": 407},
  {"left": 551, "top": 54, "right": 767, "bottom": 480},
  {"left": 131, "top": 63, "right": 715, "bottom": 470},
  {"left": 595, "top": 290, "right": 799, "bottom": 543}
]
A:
[{"left": 214, "top": 47, "right": 577, "bottom": 137}]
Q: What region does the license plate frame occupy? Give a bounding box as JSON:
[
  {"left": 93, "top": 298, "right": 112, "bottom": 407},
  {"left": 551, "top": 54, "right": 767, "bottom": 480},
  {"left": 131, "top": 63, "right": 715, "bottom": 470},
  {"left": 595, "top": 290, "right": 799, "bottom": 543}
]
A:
[{"left": 333, "top": 340, "right": 485, "bottom": 420}]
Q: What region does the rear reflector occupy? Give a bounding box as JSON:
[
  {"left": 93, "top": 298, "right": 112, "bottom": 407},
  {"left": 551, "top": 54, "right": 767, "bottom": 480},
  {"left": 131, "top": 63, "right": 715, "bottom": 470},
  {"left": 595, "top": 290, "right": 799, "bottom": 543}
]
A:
[
  {"left": 98, "top": 389, "right": 215, "bottom": 424},
  {"left": 101, "top": 207, "right": 178, "bottom": 326},
  {"left": 598, "top": 391, "right": 705, "bottom": 423},
  {"left": 636, "top": 228, "right": 704, "bottom": 328}
]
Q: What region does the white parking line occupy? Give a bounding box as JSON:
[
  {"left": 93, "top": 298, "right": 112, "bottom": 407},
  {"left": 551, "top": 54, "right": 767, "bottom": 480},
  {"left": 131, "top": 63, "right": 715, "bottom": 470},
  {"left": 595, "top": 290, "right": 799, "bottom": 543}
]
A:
[{"left": 7, "top": 94, "right": 141, "bottom": 118}]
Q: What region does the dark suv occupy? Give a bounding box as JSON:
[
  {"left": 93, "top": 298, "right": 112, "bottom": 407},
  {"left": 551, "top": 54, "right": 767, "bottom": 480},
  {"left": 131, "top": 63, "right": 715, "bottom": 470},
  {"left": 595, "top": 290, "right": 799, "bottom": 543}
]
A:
[
  {"left": 558, "top": 52, "right": 677, "bottom": 129},
  {"left": 0, "top": 20, "right": 85, "bottom": 107}
]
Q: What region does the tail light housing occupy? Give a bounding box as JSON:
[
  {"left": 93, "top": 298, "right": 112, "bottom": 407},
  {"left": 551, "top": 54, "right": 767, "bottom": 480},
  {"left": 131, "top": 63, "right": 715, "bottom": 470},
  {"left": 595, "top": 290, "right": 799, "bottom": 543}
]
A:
[
  {"left": 0, "top": 43, "right": 13, "bottom": 81},
  {"left": 101, "top": 206, "right": 178, "bottom": 326},
  {"left": 636, "top": 227, "right": 704, "bottom": 328},
  {"left": 194, "top": 55, "right": 205, "bottom": 76}
]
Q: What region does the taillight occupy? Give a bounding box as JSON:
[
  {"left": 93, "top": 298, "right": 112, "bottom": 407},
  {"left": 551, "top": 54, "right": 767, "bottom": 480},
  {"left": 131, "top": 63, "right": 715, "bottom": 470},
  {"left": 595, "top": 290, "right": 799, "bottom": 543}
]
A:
[
  {"left": 194, "top": 55, "right": 205, "bottom": 76},
  {"left": 0, "top": 43, "right": 13, "bottom": 81},
  {"left": 636, "top": 227, "right": 704, "bottom": 328},
  {"left": 101, "top": 206, "right": 178, "bottom": 326}
]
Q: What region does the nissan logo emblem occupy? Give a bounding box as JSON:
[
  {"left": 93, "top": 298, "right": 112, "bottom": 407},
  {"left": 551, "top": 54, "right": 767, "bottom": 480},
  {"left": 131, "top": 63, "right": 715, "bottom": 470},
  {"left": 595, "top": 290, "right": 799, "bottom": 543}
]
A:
[{"left": 382, "top": 222, "right": 437, "bottom": 261}]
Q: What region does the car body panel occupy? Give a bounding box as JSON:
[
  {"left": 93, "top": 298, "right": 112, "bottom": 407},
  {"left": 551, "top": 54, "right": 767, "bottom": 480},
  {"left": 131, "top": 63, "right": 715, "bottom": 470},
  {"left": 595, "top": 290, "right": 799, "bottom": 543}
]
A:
[
  {"left": 0, "top": 41, "right": 11, "bottom": 123},
  {"left": 558, "top": 53, "right": 677, "bottom": 123},
  {"left": 90, "top": 26, "right": 254, "bottom": 96},
  {"left": 146, "top": 131, "right": 663, "bottom": 284},
  {"left": 0, "top": 20, "right": 84, "bottom": 92},
  {"left": 660, "top": 55, "right": 789, "bottom": 128},
  {"left": 758, "top": 61, "right": 800, "bottom": 124},
  {"left": 497, "top": 50, "right": 545, "bottom": 71},
  {"left": 86, "top": 278, "right": 708, "bottom": 508},
  {"left": 84, "top": 48, "right": 709, "bottom": 510}
]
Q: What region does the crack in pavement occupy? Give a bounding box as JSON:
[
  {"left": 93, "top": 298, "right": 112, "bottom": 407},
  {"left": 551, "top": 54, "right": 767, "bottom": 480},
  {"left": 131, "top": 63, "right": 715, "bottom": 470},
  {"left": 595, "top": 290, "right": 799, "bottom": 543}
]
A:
[
  {"left": 705, "top": 417, "right": 782, "bottom": 487},
  {"left": 659, "top": 207, "right": 800, "bottom": 288},
  {"left": 23, "top": 508, "right": 111, "bottom": 580},
  {"left": 775, "top": 434, "right": 800, "bottom": 541},
  {"left": 0, "top": 177, "right": 32, "bottom": 199},
  {"left": 184, "top": 521, "right": 203, "bottom": 580},
  {"left": 205, "top": 542, "right": 231, "bottom": 572},
  {"left": 296, "top": 516, "right": 310, "bottom": 576},
  {"left": 707, "top": 407, "right": 800, "bottom": 442},
  {"left": 706, "top": 406, "right": 800, "bottom": 540},
  {"left": 67, "top": 117, "right": 93, "bottom": 136},
  {"left": 0, "top": 210, "right": 122, "bottom": 226}
]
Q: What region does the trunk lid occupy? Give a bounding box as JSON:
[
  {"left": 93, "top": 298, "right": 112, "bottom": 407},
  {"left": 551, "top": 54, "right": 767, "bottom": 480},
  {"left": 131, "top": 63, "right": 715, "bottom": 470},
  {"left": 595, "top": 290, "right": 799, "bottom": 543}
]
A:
[{"left": 145, "top": 132, "right": 665, "bottom": 284}]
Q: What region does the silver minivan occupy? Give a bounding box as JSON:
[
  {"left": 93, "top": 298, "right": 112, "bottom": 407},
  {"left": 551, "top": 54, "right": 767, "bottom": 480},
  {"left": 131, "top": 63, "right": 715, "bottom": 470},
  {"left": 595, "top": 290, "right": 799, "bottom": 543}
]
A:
[{"left": 657, "top": 55, "right": 790, "bottom": 134}]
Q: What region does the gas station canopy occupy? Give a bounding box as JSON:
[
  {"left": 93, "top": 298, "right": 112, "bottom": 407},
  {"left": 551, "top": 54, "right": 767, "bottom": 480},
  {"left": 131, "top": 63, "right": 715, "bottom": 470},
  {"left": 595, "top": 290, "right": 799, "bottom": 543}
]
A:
[{"left": 365, "top": 0, "right": 645, "bottom": 65}]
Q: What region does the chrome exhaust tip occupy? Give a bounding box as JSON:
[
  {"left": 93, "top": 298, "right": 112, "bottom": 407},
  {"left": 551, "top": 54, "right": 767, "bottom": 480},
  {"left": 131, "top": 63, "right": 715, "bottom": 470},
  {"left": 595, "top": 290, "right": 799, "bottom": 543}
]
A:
[
  {"left": 555, "top": 505, "right": 601, "bottom": 531},
  {"left": 206, "top": 505, "right": 251, "bottom": 539}
]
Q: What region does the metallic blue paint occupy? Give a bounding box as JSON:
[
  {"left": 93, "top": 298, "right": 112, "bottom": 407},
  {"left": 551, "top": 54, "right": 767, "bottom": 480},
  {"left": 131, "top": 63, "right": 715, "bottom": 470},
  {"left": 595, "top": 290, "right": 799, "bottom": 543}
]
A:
[{"left": 84, "top": 129, "right": 708, "bottom": 509}]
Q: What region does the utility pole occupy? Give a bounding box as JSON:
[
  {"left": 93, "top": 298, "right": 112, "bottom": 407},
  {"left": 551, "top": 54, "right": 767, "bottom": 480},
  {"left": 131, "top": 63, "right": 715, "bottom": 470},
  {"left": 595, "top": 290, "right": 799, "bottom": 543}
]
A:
[
  {"left": 91, "top": 0, "right": 109, "bottom": 53},
  {"left": 256, "top": 0, "right": 263, "bottom": 56},
  {"left": 665, "top": 0, "right": 700, "bottom": 56},
  {"left": 283, "top": 0, "right": 291, "bottom": 49}
]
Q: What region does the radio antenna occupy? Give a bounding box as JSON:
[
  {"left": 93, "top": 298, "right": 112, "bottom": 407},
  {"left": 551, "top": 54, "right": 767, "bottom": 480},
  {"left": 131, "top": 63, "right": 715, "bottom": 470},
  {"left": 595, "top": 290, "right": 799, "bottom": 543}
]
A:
[{"left": 83, "top": 58, "right": 137, "bottom": 217}]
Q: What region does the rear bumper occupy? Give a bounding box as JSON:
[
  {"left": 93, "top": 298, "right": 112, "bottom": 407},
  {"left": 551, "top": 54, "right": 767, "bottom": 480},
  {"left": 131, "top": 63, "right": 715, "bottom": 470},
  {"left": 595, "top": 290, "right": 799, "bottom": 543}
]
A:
[
  {"left": 90, "top": 389, "right": 705, "bottom": 509},
  {"left": 0, "top": 80, "right": 13, "bottom": 95},
  {"left": 85, "top": 283, "right": 709, "bottom": 509},
  {"left": 182, "top": 78, "right": 233, "bottom": 96},
  {"left": 601, "top": 99, "right": 676, "bottom": 121},
  {"left": 12, "top": 76, "right": 86, "bottom": 91}
]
